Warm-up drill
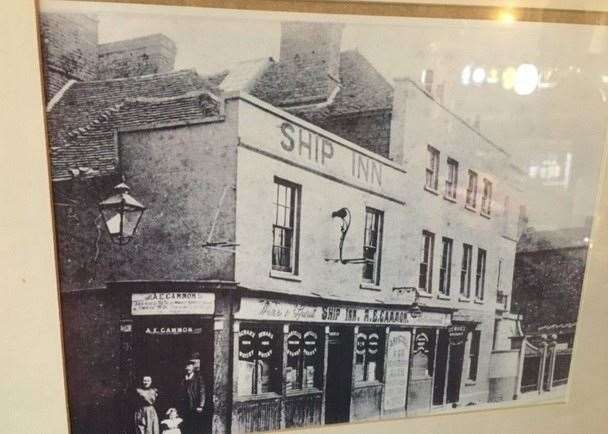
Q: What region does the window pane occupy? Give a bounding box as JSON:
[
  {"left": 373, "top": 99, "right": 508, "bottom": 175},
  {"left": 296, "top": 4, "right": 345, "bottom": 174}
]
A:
[{"left": 362, "top": 208, "right": 383, "bottom": 284}]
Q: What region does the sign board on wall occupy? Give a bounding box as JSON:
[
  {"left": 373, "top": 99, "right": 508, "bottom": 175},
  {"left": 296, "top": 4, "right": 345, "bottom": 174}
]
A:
[
  {"left": 235, "top": 297, "right": 451, "bottom": 327},
  {"left": 131, "top": 292, "right": 215, "bottom": 316},
  {"left": 237, "top": 98, "right": 407, "bottom": 204},
  {"left": 448, "top": 324, "right": 467, "bottom": 345},
  {"left": 383, "top": 331, "right": 412, "bottom": 412}
]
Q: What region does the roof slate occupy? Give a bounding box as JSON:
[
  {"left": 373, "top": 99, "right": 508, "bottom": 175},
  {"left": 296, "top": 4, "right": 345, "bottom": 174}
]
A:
[
  {"left": 517, "top": 226, "right": 591, "bottom": 252},
  {"left": 48, "top": 50, "right": 394, "bottom": 181},
  {"left": 47, "top": 69, "right": 225, "bottom": 181},
  {"left": 251, "top": 50, "right": 393, "bottom": 119}
]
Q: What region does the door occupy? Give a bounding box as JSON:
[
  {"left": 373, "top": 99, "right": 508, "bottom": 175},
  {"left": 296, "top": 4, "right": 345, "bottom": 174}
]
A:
[
  {"left": 324, "top": 326, "right": 353, "bottom": 424},
  {"left": 432, "top": 330, "right": 449, "bottom": 406},
  {"left": 446, "top": 341, "right": 465, "bottom": 405},
  {"left": 131, "top": 318, "right": 214, "bottom": 433}
]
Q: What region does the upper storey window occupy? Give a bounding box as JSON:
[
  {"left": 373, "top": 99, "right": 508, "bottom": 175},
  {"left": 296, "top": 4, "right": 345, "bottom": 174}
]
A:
[
  {"left": 272, "top": 178, "right": 300, "bottom": 274},
  {"left": 481, "top": 179, "right": 493, "bottom": 216},
  {"left": 466, "top": 170, "right": 478, "bottom": 208},
  {"left": 445, "top": 158, "right": 459, "bottom": 200},
  {"left": 426, "top": 146, "right": 440, "bottom": 192},
  {"left": 362, "top": 207, "right": 384, "bottom": 285}
]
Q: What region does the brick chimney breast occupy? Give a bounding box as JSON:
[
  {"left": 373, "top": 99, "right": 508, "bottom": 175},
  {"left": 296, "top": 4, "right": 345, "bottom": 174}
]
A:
[{"left": 97, "top": 34, "right": 177, "bottom": 80}]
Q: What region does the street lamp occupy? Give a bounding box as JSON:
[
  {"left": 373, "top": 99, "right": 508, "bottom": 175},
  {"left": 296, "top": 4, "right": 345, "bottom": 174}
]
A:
[{"left": 98, "top": 182, "right": 146, "bottom": 245}]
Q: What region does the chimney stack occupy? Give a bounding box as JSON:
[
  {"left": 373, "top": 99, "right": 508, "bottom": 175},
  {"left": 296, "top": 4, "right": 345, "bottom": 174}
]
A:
[
  {"left": 40, "top": 13, "right": 99, "bottom": 101},
  {"left": 279, "top": 22, "right": 344, "bottom": 82},
  {"left": 97, "top": 34, "right": 177, "bottom": 80}
]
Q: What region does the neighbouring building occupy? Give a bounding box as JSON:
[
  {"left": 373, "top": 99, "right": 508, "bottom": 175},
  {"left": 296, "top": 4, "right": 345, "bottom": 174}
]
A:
[
  {"left": 510, "top": 221, "right": 591, "bottom": 395},
  {"left": 42, "top": 13, "right": 525, "bottom": 434}
]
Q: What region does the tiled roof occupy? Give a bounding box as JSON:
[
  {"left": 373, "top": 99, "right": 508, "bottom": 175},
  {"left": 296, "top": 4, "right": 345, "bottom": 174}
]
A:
[
  {"left": 517, "top": 226, "right": 591, "bottom": 252},
  {"left": 251, "top": 50, "right": 393, "bottom": 120},
  {"left": 250, "top": 56, "right": 336, "bottom": 108},
  {"left": 47, "top": 69, "right": 226, "bottom": 181}
]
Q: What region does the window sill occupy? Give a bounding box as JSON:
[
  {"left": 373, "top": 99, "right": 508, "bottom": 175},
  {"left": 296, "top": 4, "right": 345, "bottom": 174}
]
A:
[
  {"left": 443, "top": 194, "right": 457, "bottom": 203},
  {"left": 465, "top": 380, "right": 477, "bottom": 387},
  {"left": 480, "top": 211, "right": 491, "bottom": 219},
  {"left": 474, "top": 298, "right": 485, "bottom": 304},
  {"left": 437, "top": 293, "right": 451, "bottom": 300},
  {"left": 269, "top": 269, "right": 302, "bottom": 282},
  {"left": 464, "top": 204, "right": 477, "bottom": 213},
  {"left": 234, "top": 392, "right": 281, "bottom": 402},
  {"left": 459, "top": 296, "right": 472, "bottom": 302},
  {"left": 354, "top": 380, "right": 383, "bottom": 388},
  {"left": 285, "top": 387, "right": 322, "bottom": 397},
  {"left": 424, "top": 185, "right": 440, "bottom": 196},
  {"left": 360, "top": 282, "right": 382, "bottom": 291},
  {"left": 417, "top": 290, "right": 433, "bottom": 298}
]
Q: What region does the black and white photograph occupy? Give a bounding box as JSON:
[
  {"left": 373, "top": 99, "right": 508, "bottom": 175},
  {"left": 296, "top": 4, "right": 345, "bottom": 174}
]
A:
[{"left": 38, "top": 1, "right": 607, "bottom": 433}]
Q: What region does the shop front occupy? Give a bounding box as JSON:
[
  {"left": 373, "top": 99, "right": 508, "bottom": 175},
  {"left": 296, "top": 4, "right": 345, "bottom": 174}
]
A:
[
  {"left": 231, "top": 295, "right": 452, "bottom": 433},
  {"left": 114, "top": 281, "right": 235, "bottom": 434}
]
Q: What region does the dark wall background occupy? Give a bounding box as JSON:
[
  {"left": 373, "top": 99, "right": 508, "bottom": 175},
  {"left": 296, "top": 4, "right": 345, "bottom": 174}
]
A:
[
  {"left": 512, "top": 247, "right": 588, "bottom": 333},
  {"left": 60, "top": 290, "right": 123, "bottom": 434}
]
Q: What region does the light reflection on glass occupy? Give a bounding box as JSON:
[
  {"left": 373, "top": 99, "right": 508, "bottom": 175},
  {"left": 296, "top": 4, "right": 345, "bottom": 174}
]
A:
[
  {"left": 461, "top": 65, "right": 472, "bottom": 85},
  {"left": 501, "top": 67, "right": 517, "bottom": 90},
  {"left": 472, "top": 67, "right": 486, "bottom": 84},
  {"left": 514, "top": 64, "right": 539, "bottom": 95}
]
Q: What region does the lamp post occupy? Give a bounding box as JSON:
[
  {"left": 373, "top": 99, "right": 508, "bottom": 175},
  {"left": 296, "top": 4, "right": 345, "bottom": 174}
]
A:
[{"left": 98, "top": 182, "right": 146, "bottom": 245}]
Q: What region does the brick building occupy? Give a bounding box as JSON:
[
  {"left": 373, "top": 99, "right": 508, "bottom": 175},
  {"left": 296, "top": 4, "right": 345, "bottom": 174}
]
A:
[{"left": 42, "top": 12, "right": 525, "bottom": 434}]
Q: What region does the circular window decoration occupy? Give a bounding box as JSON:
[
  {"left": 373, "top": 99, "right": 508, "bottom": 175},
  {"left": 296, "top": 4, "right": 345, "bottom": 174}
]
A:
[
  {"left": 303, "top": 330, "right": 318, "bottom": 356},
  {"left": 287, "top": 330, "right": 302, "bottom": 357},
  {"left": 355, "top": 332, "right": 367, "bottom": 355},
  {"left": 238, "top": 329, "right": 255, "bottom": 359},
  {"left": 368, "top": 333, "right": 380, "bottom": 355},
  {"left": 258, "top": 330, "right": 274, "bottom": 358}
]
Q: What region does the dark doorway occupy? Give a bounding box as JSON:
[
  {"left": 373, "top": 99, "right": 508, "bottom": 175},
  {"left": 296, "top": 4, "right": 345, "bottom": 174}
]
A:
[
  {"left": 130, "top": 318, "right": 214, "bottom": 434},
  {"left": 324, "top": 326, "right": 353, "bottom": 424},
  {"left": 432, "top": 330, "right": 449, "bottom": 406},
  {"left": 446, "top": 341, "right": 465, "bottom": 405}
]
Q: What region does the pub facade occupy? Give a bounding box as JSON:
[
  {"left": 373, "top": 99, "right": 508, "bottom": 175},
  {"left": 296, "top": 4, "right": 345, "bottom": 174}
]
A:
[
  {"left": 43, "top": 14, "right": 523, "bottom": 434},
  {"left": 100, "top": 91, "right": 521, "bottom": 433}
]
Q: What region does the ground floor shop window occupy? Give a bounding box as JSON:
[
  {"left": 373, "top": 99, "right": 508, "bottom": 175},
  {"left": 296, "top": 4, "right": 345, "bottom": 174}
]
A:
[
  {"left": 237, "top": 323, "right": 282, "bottom": 396},
  {"left": 354, "top": 328, "right": 384, "bottom": 383},
  {"left": 411, "top": 329, "right": 437, "bottom": 380},
  {"left": 286, "top": 325, "right": 323, "bottom": 392}
]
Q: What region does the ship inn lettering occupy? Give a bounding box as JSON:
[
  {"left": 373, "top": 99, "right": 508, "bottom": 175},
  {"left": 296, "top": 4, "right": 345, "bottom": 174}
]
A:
[{"left": 41, "top": 4, "right": 600, "bottom": 434}]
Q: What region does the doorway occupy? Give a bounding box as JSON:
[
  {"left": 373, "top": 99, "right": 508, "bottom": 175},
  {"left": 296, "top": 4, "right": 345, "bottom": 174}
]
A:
[
  {"left": 446, "top": 341, "right": 465, "bottom": 405},
  {"left": 432, "top": 330, "right": 449, "bottom": 406},
  {"left": 130, "top": 318, "right": 214, "bottom": 433},
  {"left": 324, "top": 326, "right": 353, "bottom": 424}
]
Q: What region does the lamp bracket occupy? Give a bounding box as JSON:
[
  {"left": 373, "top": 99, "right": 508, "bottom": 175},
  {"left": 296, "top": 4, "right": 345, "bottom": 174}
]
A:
[{"left": 324, "top": 207, "right": 367, "bottom": 264}]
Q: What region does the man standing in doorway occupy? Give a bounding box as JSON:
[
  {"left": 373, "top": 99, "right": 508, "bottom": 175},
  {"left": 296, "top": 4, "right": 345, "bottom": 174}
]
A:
[{"left": 178, "top": 361, "right": 206, "bottom": 434}]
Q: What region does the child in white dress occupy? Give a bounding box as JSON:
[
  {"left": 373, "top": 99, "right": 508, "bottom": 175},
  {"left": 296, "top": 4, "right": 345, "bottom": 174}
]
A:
[{"left": 160, "top": 408, "right": 183, "bottom": 434}]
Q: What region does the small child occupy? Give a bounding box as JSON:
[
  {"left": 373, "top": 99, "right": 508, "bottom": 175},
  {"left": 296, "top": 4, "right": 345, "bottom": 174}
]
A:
[{"left": 160, "top": 408, "right": 183, "bottom": 434}]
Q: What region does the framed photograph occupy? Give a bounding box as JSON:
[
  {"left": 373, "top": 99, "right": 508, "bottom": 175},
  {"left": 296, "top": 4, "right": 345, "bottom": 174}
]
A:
[{"left": 9, "top": 0, "right": 608, "bottom": 433}]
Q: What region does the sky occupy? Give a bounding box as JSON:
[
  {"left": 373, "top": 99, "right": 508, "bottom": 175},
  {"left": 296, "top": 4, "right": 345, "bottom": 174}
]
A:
[{"left": 45, "top": 1, "right": 608, "bottom": 231}]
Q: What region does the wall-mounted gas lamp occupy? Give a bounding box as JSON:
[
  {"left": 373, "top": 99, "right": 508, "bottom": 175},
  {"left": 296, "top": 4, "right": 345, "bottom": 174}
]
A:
[{"left": 98, "top": 182, "right": 146, "bottom": 245}]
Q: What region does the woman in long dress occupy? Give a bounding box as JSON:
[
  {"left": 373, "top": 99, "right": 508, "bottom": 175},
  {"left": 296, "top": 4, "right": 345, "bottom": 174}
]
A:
[{"left": 133, "top": 376, "right": 160, "bottom": 434}]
